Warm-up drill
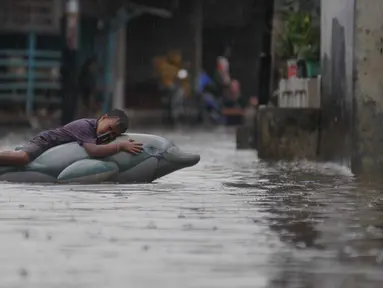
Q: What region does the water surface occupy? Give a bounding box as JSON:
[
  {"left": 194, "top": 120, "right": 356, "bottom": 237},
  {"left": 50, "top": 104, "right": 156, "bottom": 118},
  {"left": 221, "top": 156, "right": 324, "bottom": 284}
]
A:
[{"left": 0, "top": 127, "right": 382, "bottom": 288}]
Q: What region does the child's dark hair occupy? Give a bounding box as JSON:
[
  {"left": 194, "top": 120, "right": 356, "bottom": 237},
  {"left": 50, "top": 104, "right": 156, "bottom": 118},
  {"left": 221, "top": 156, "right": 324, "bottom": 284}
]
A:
[{"left": 107, "top": 109, "right": 129, "bottom": 133}]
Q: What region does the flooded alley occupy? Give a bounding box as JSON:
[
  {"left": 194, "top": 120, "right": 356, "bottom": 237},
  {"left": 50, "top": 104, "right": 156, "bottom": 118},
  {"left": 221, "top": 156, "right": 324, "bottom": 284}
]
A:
[{"left": 0, "top": 127, "right": 382, "bottom": 288}]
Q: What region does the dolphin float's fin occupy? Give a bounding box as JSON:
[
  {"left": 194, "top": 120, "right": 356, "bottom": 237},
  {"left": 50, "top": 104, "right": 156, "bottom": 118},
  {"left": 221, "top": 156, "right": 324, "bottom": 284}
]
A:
[{"left": 57, "top": 159, "right": 119, "bottom": 184}]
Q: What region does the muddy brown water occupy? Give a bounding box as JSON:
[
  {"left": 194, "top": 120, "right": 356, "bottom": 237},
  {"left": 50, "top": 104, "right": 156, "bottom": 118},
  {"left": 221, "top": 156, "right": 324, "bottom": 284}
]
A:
[{"left": 0, "top": 127, "right": 382, "bottom": 288}]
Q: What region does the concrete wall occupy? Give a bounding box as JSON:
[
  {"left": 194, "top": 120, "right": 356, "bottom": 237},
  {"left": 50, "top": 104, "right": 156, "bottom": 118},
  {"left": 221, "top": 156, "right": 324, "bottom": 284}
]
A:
[
  {"left": 320, "top": 0, "right": 383, "bottom": 176},
  {"left": 257, "top": 107, "right": 321, "bottom": 160},
  {"left": 352, "top": 0, "right": 383, "bottom": 176},
  {"left": 319, "top": 0, "right": 355, "bottom": 166}
]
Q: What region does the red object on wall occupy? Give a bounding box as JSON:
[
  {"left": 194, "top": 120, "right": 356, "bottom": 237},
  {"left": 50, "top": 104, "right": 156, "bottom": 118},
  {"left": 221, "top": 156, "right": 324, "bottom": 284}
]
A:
[{"left": 287, "top": 59, "right": 298, "bottom": 78}]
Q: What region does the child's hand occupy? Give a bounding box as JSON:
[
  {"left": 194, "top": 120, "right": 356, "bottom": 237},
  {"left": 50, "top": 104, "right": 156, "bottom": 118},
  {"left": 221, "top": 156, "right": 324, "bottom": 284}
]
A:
[{"left": 120, "top": 139, "right": 143, "bottom": 155}]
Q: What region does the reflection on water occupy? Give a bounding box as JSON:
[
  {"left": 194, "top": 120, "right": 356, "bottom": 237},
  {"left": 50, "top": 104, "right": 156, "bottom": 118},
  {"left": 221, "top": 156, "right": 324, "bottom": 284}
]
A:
[{"left": 0, "top": 127, "right": 382, "bottom": 288}]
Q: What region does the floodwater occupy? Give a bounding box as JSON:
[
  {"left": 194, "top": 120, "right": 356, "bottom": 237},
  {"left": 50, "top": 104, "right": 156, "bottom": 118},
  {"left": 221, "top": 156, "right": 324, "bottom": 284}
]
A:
[{"left": 0, "top": 127, "right": 382, "bottom": 288}]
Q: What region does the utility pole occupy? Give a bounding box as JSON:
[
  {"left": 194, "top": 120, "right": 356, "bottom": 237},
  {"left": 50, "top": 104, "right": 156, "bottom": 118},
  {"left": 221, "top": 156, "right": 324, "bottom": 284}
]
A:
[
  {"left": 192, "top": 0, "right": 203, "bottom": 92},
  {"left": 61, "top": 0, "right": 79, "bottom": 125}
]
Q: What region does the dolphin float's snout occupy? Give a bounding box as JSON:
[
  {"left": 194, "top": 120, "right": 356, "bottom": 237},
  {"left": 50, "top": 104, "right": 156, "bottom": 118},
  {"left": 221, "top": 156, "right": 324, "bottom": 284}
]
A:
[
  {"left": 163, "top": 146, "right": 200, "bottom": 167},
  {"left": 152, "top": 145, "right": 200, "bottom": 181}
]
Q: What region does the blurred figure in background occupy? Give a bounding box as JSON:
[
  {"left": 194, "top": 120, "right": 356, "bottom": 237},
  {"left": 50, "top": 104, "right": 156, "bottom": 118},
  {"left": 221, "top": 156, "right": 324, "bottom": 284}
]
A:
[
  {"left": 78, "top": 57, "right": 99, "bottom": 116},
  {"left": 215, "top": 46, "right": 232, "bottom": 100},
  {"left": 153, "top": 56, "right": 177, "bottom": 89},
  {"left": 153, "top": 50, "right": 190, "bottom": 125},
  {"left": 167, "top": 50, "right": 191, "bottom": 99},
  {"left": 215, "top": 46, "right": 242, "bottom": 108},
  {"left": 226, "top": 79, "right": 241, "bottom": 107},
  {"left": 197, "top": 70, "right": 223, "bottom": 123}
]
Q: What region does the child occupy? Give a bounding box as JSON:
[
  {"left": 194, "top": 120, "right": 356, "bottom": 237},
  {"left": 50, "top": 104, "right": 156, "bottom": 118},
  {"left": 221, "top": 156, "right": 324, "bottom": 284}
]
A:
[{"left": 0, "top": 109, "right": 142, "bottom": 166}]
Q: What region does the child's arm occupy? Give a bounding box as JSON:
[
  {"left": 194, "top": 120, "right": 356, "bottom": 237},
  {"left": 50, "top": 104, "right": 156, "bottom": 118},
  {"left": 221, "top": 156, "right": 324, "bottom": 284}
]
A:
[
  {"left": 72, "top": 120, "right": 142, "bottom": 157},
  {"left": 82, "top": 142, "right": 121, "bottom": 158},
  {"left": 83, "top": 140, "right": 143, "bottom": 158}
]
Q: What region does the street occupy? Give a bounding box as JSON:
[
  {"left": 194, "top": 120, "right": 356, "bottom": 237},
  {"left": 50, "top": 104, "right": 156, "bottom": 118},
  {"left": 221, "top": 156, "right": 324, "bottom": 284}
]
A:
[{"left": 0, "top": 127, "right": 382, "bottom": 288}]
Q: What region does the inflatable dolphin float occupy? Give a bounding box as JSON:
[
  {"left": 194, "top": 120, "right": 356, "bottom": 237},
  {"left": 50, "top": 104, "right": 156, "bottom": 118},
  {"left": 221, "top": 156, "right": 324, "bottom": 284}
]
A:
[{"left": 0, "top": 133, "right": 200, "bottom": 184}]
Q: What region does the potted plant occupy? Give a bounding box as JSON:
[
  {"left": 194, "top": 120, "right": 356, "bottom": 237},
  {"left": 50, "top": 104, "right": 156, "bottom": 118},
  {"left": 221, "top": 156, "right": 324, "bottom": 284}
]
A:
[
  {"left": 300, "top": 24, "right": 320, "bottom": 77},
  {"left": 277, "top": 11, "right": 320, "bottom": 78}
]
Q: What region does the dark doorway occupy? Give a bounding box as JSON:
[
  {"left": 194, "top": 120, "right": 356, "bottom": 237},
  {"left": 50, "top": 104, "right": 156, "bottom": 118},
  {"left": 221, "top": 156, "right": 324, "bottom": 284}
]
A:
[{"left": 257, "top": 0, "right": 274, "bottom": 105}]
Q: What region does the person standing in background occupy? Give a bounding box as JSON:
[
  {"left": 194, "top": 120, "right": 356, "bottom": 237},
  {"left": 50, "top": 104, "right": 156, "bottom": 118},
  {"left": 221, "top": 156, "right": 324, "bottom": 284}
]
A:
[
  {"left": 215, "top": 46, "right": 233, "bottom": 101},
  {"left": 153, "top": 50, "right": 190, "bottom": 125}
]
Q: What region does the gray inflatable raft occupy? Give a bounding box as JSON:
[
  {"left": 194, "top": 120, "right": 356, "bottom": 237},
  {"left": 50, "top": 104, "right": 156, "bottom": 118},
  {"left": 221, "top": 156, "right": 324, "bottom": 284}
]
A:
[{"left": 0, "top": 133, "right": 200, "bottom": 184}]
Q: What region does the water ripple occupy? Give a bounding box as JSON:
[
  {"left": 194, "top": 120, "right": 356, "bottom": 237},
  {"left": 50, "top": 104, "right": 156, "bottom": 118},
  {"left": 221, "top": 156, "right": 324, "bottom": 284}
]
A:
[{"left": 0, "top": 128, "right": 381, "bottom": 288}]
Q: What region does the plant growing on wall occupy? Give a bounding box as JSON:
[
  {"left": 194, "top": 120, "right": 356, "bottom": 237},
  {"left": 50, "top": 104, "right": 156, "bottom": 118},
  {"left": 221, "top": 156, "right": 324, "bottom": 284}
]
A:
[{"left": 277, "top": 11, "right": 320, "bottom": 61}]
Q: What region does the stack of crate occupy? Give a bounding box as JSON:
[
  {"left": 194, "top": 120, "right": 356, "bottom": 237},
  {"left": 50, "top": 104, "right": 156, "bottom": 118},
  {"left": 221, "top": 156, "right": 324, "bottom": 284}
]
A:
[{"left": 277, "top": 76, "right": 321, "bottom": 108}]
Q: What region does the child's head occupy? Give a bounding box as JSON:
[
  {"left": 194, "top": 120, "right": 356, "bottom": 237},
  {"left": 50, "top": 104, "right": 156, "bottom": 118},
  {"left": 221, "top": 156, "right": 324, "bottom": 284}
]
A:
[{"left": 96, "top": 109, "right": 129, "bottom": 136}]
